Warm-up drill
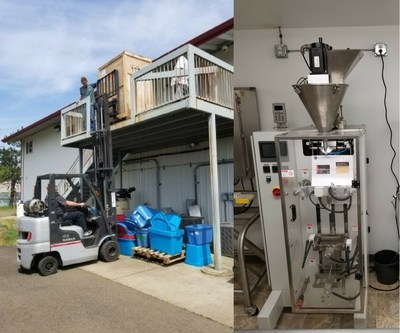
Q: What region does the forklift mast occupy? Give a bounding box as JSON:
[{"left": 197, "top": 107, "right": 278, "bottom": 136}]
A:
[{"left": 91, "top": 94, "right": 116, "bottom": 224}]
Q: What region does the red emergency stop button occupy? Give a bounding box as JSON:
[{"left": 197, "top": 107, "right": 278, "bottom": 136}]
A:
[{"left": 272, "top": 187, "right": 281, "bottom": 197}]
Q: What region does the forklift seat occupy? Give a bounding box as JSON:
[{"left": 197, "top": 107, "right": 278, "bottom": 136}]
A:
[
  {"left": 60, "top": 224, "right": 84, "bottom": 239},
  {"left": 59, "top": 218, "right": 73, "bottom": 226}
]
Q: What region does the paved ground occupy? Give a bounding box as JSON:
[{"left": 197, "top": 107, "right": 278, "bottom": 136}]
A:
[
  {"left": 80, "top": 251, "right": 234, "bottom": 327},
  {"left": 0, "top": 246, "right": 232, "bottom": 333}
]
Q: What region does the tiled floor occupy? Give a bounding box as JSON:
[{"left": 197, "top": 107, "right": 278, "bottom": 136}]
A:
[{"left": 234, "top": 257, "right": 400, "bottom": 330}]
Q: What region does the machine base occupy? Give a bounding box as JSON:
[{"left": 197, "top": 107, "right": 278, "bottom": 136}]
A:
[{"left": 257, "top": 290, "right": 283, "bottom": 329}]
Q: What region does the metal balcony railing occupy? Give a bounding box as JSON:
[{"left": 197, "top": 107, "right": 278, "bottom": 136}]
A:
[
  {"left": 131, "top": 44, "right": 234, "bottom": 117},
  {"left": 61, "top": 44, "right": 233, "bottom": 146},
  {"left": 61, "top": 96, "right": 91, "bottom": 141}
]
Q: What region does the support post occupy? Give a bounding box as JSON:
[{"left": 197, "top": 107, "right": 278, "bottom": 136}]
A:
[{"left": 208, "top": 113, "right": 222, "bottom": 270}]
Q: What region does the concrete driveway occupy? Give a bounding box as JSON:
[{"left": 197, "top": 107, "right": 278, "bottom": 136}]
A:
[{"left": 0, "top": 246, "right": 231, "bottom": 333}]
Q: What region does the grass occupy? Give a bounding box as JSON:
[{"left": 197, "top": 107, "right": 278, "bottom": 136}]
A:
[
  {"left": 0, "top": 206, "right": 15, "bottom": 217},
  {"left": 0, "top": 206, "right": 18, "bottom": 245}
]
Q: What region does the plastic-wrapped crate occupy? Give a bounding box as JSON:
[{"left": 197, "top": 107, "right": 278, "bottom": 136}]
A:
[
  {"left": 185, "top": 224, "right": 213, "bottom": 245},
  {"left": 148, "top": 227, "right": 184, "bottom": 255}
]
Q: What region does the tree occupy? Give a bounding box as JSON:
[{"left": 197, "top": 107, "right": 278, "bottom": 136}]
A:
[{"left": 0, "top": 143, "right": 21, "bottom": 206}]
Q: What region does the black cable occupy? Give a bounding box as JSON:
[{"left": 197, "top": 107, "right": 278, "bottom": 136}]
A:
[
  {"left": 309, "top": 191, "right": 319, "bottom": 207},
  {"left": 278, "top": 26, "right": 283, "bottom": 44},
  {"left": 318, "top": 196, "right": 352, "bottom": 213},
  {"left": 234, "top": 199, "right": 254, "bottom": 215},
  {"left": 301, "top": 52, "right": 312, "bottom": 71},
  {"left": 240, "top": 178, "right": 245, "bottom": 191},
  {"left": 309, "top": 190, "right": 352, "bottom": 213},
  {"left": 296, "top": 76, "right": 307, "bottom": 84},
  {"left": 394, "top": 185, "right": 400, "bottom": 237},
  {"left": 331, "top": 291, "right": 360, "bottom": 301},
  {"left": 369, "top": 282, "right": 399, "bottom": 292},
  {"left": 380, "top": 53, "right": 400, "bottom": 240},
  {"left": 301, "top": 240, "right": 313, "bottom": 269},
  {"left": 250, "top": 178, "right": 255, "bottom": 192},
  {"left": 380, "top": 53, "right": 400, "bottom": 188}
]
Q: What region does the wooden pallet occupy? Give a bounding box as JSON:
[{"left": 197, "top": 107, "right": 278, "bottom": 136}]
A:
[{"left": 132, "top": 246, "right": 185, "bottom": 265}]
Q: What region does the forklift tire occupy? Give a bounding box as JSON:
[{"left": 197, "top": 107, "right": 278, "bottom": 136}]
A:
[
  {"left": 37, "top": 255, "right": 58, "bottom": 276},
  {"left": 99, "top": 240, "right": 119, "bottom": 262}
]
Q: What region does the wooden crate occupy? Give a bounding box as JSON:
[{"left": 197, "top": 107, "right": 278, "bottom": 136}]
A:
[{"left": 98, "top": 51, "right": 151, "bottom": 120}]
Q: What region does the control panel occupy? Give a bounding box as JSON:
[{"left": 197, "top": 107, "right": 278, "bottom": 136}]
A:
[{"left": 251, "top": 130, "right": 291, "bottom": 306}]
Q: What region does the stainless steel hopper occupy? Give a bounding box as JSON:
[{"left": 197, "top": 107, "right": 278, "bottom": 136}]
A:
[
  {"left": 293, "top": 84, "right": 348, "bottom": 133},
  {"left": 293, "top": 49, "right": 363, "bottom": 133}
]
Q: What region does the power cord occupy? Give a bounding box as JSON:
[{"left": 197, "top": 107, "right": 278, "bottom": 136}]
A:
[{"left": 379, "top": 52, "right": 400, "bottom": 239}]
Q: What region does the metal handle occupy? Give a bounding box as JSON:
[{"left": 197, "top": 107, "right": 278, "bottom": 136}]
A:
[{"left": 290, "top": 204, "right": 297, "bottom": 222}]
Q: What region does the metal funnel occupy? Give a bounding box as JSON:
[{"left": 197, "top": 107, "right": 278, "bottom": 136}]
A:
[
  {"left": 328, "top": 49, "right": 363, "bottom": 83},
  {"left": 293, "top": 84, "right": 348, "bottom": 133}
]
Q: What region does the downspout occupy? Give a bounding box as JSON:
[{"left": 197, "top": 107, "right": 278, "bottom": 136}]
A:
[
  {"left": 144, "top": 158, "right": 161, "bottom": 210},
  {"left": 194, "top": 159, "right": 234, "bottom": 204}
]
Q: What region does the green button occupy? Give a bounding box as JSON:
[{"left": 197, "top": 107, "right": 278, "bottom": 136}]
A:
[{"left": 266, "top": 176, "right": 271, "bottom": 183}]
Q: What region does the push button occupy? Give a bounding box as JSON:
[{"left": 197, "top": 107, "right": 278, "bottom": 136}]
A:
[{"left": 272, "top": 187, "right": 281, "bottom": 197}]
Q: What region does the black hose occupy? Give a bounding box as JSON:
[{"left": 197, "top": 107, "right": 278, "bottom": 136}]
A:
[
  {"left": 234, "top": 200, "right": 254, "bottom": 215},
  {"left": 331, "top": 291, "right": 360, "bottom": 301},
  {"left": 318, "top": 196, "right": 352, "bottom": 213},
  {"left": 369, "top": 282, "right": 399, "bottom": 292},
  {"left": 301, "top": 240, "right": 313, "bottom": 269},
  {"left": 345, "top": 246, "right": 351, "bottom": 275}
]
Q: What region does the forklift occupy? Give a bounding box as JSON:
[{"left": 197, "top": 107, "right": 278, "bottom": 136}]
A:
[{"left": 17, "top": 93, "right": 120, "bottom": 276}]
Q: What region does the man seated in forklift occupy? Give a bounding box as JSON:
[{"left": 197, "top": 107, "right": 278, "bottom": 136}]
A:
[{"left": 45, "top": 185, "right": 93, "bottom": 237}]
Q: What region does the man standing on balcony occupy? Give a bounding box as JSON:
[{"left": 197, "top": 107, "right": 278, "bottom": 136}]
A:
[
  {"left": 171, "top": 55, "right": 189, "bottom": 98},
  {"left": 79, "top": 77, "right": 97, "bottom": 131}
]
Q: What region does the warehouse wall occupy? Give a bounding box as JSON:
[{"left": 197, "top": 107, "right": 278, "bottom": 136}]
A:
[
  {"left": 234, "top": 25, "right": 399, "bottom": 254},
  {"left": 115, "top": 137, "right": 234, "bottom": 224}
]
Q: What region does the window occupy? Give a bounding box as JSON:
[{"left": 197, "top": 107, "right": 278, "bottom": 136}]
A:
[{"left": 25, "top": 140, "right": 33, "bottom": 154}]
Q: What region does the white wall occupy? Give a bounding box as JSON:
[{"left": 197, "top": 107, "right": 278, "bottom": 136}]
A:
[
  {"left": 234, "top": 25, "right": 399, "bottom": 253},
  {"left": 21, "top": 127, "right": 79, "bottom": 200}
]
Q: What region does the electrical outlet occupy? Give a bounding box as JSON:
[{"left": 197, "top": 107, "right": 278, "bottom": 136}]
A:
[
  {"left": 275, "top": 44, "right": 288, "bottom": 58},
  {"left": 374, "top": 43, "right": 387, "bottom": 56}
]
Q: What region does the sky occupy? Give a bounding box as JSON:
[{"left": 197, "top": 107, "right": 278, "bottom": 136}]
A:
[{"left": 0, "top": 0, "right": 233, "bottom": 143}]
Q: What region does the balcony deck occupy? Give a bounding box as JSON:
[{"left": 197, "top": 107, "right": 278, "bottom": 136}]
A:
[{"left": 60, "top": 44, "right": 233, "bottom": 160}]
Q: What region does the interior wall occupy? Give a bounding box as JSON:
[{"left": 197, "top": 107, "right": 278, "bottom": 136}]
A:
[{"left": 234, "top": 25, "right": 399, "bottom": 254}]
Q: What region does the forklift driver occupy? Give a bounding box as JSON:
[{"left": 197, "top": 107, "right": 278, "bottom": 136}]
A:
[{"left": 45, "top": 185, "right": 93, "bottom": 237}]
